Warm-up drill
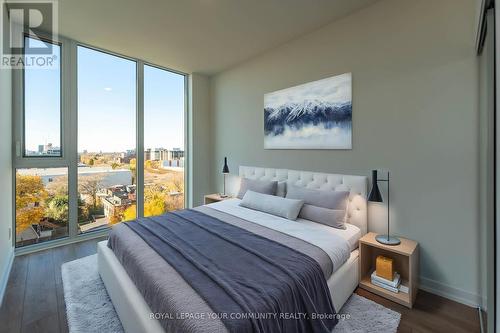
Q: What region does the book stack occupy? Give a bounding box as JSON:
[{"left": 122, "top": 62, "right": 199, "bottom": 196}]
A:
[{"left": 371, "top": 271, "right": 408, "bottom": 294}]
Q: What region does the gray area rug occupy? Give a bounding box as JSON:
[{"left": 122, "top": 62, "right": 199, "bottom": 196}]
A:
[
  {"left": 62, "top": 254, "right": 123, "bottom": 333},
  {"left": 62, "top": 254, "right": 401, "bottom": 333}
]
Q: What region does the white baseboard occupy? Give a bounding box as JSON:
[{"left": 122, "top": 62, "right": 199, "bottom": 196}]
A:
[
  {"left": 0, "top": 248, "right": 14, "bottom": 306},
  {"left": 420, "top": 276, "right": 486, "bottom": 309}
]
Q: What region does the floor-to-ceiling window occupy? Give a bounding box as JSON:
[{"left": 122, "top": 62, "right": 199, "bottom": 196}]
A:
[
  {"left": 142, "top": 65, "right": 185, "bottom": 217},
  {"left": 14, "top": 37, "right": 68, "bottom": 247},
  {"left": 77, "top": 46, "right": 137, "bottom": 233},
  {"left": 14, "top": 36, "right": 187, "bottom": 249}
]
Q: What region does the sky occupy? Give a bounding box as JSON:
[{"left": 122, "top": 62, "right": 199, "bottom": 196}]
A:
[
  {"left": 24, "top": 39, "right": 61, "bottom": 153},
  {"left": 264, "top": 72, "right": 352, "bottom": 109},
  {"left": 24, "top": 38, "right": 185, "bottom": 154}
]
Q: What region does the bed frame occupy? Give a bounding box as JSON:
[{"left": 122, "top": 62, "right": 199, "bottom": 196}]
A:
[{"left": 98, "top": 166, "right": 368, "bottom": 333}]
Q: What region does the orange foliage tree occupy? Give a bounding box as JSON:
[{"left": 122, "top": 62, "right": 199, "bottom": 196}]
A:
[
  {"left": 109, "top": 206, "right": 125, "bottom": 225},
  {"left": 123, "top": 204, "right": 137, "bottom": 221},
  {"left": 144, "top": 186, "right": 166, "bottom": 217},
  {"left": 121, "top": 171, "right": 185, "bottom": 221},
  {"left": 15, "top": 174, "right": 48, "bottom": 234}
]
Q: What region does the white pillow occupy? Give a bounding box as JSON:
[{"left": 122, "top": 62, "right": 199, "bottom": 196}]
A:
[{"left": 239, "top": 190, "right": 304, "bottom": 220}]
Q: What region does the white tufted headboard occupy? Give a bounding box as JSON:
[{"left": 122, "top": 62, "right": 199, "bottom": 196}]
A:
[{"left": 239, "top": 166, "right": 368, "bottom": 235}]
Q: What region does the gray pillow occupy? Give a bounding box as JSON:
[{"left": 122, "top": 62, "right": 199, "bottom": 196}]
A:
[
  {"left": 240, "top": 190, "right": 304, "bottom": 220},
  {"left": 276, "top": 181, "right": 287, "bottom": 197},
  {"left": 285, "top": 185, "right": 350, "bottom": 229},
  {"left": 300, "top": 204, "right": 347, "bottom": 229},
  {"left": 285, "top": 185, "right": 349, "bottom": 210},
  {"left": 237, "top": 178, "right": 278, "bottom": 199}
]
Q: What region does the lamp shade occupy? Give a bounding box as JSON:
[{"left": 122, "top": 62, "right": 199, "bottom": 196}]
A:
[
  {"left": 368, "top": 170, "right": 383, "bottom": 202},
  {"left": 222, "top": 157, "right": 229, "bottom": 174}
]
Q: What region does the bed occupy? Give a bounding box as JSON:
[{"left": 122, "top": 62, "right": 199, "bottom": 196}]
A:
[{"left": 97, "top": 166, "right": 367, "bottom": 333}]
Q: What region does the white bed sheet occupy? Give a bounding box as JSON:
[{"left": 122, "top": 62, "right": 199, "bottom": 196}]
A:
[{"left": 207, "top": 198, "right": 357, "bottom": 274}]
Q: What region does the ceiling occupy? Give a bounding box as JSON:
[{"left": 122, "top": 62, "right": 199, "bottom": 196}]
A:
[{"left": 52, "top": 0, "right": 377, "bottom": 75}]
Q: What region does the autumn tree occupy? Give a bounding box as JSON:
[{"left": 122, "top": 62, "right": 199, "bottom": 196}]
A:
[
  {"left": 46, "top": 175, "right": 68, "bottom": 195},
  {"left": 165, "top": 194, "right": 183, "bottom": 212},
  {"left": 145, "top": 160, "right": 160, "bottom": 170},
  {"left": 15, "top": 174, "right": 48, "bottom": 234},
  {"left": 122, "top": 187, "right": 166, "bottom": 220},
  {"left": 164, "top": 172, "right": 184, "bottom": 194},
  {"left": 109, "top": 206, "right": 126, "bottom": 225},
  {"left": 144, "top": 186, "right": 166, "bottom": 217},
  {"left": 129, "top": 158, "right": 136, "bottom": 185},
  {"left": 123, "top": 205, "right": 137, "bottom": 221},
  {"left": 79, "top": 175, "right": 104, "bottom": 213},
  {"left": 164, "top": 172, "right": 184, "bottom": 211}
]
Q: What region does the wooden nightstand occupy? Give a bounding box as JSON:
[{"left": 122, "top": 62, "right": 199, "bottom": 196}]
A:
[
  {"left": 359, "top": 232, "right": 419, "bottom": 308},
  {"left": 204, "top": 193, "right": 233, "bottom": 205}
]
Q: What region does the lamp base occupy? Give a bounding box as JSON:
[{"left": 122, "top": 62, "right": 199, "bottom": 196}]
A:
[{"left": 376, "top": 235, "right": 401, "bottom": 246}]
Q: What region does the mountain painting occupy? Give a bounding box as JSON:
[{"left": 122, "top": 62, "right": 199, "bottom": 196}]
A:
[{"left": 264, "top": 73, "right": 352, "bottom": 149}]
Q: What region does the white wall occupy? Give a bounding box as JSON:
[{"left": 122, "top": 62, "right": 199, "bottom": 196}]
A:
[
  {"left": 0, "top": 2, "right": 14, "bottom": 304},
  {"left": 189, "top": 74, "right": 212, "bottom": 207},
  {"left": 210, "top": 0, "right": 484, "bottom": 306}
]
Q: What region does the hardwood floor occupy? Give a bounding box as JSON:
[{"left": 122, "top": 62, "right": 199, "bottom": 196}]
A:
[
  {"left": 0, "top": 238, "right": 482, "bottom": 333},
  {"left": 0, "top": 237, "right": 107, "bottom": 333},
  {"left": 355, "top": 288, "right": 482, "bottom": 333}
]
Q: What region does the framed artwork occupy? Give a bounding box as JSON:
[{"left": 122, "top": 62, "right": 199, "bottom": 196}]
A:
[{"left": 264, "top": 73, "right": 352, "bottom": 149}]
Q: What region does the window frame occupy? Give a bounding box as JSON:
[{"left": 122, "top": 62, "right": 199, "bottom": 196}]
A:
[
  {"left": 13, "top": 33, "right": 189, "bottom": 253},
  {"left": 75, "top": 43, "right": 139, "bottom": 227},
  {"left": 142, "top": 62, "right": 188, "bottom": 217},
  {"left": 22, "top": 35, "right": 64, "bottom": 158}
]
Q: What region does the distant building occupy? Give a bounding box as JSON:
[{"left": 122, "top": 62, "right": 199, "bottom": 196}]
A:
[
  {"left": 161, "top": 159, "right": 184, "bottom": 168},
  {"left": 114, "top": 155, "right": 133, "bottom": 164},
  {"left": 37, "top": 142, "right": 61, "bottom": 156},
  {"left": 145, "top": 148, "right": 152, "bottom": 161},
  {"left": 46, "top": 147, "right": 61, "bottom": 156},
  {"left": 16, "top": 220, "right": 66, "bottom": 247},
  {"left": 115, "top": 150, "right": 135, "bottom": 164},
  {"left": 101, "top": 184, "right": 135, "bottom": 218},
  {"left": 145, "top": 147, "right": 184, "bottom": 162},
  {"left": 170, "top": 148, "right": 184, "bottom": 160}
]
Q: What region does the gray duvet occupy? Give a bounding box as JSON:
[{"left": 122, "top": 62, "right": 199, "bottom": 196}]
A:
[{"left": 107, "top": 207, "right": 336, "bottom": 333}]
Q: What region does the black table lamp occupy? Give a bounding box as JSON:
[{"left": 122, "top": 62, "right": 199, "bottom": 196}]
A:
[
  {"left": 221, "top": 157, "right": 230, "bottom": 197},
  {"left": 368, "top": 170, "right": 400, "bottom": 245}
]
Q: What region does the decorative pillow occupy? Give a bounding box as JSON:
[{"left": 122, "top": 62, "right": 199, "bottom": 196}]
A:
[
  {"left": 299, "top": 204, "right": 347, "bottom": 229},
  {"left": 285, "top": 185, "right": 349, "bottom": 210},
  {"left": 285, "top": 185, "right": 350, "bottom": 229},
  {"left": 237, "top": 178, "right": 278, "bottom": 199},
  {"left": 240, "top": 190, "right": 304, "bottom": 220}
]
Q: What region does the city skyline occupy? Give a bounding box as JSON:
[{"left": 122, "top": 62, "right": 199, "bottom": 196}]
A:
[{"left": 28, "top": 145, "right": 185, "bottom": 155}]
